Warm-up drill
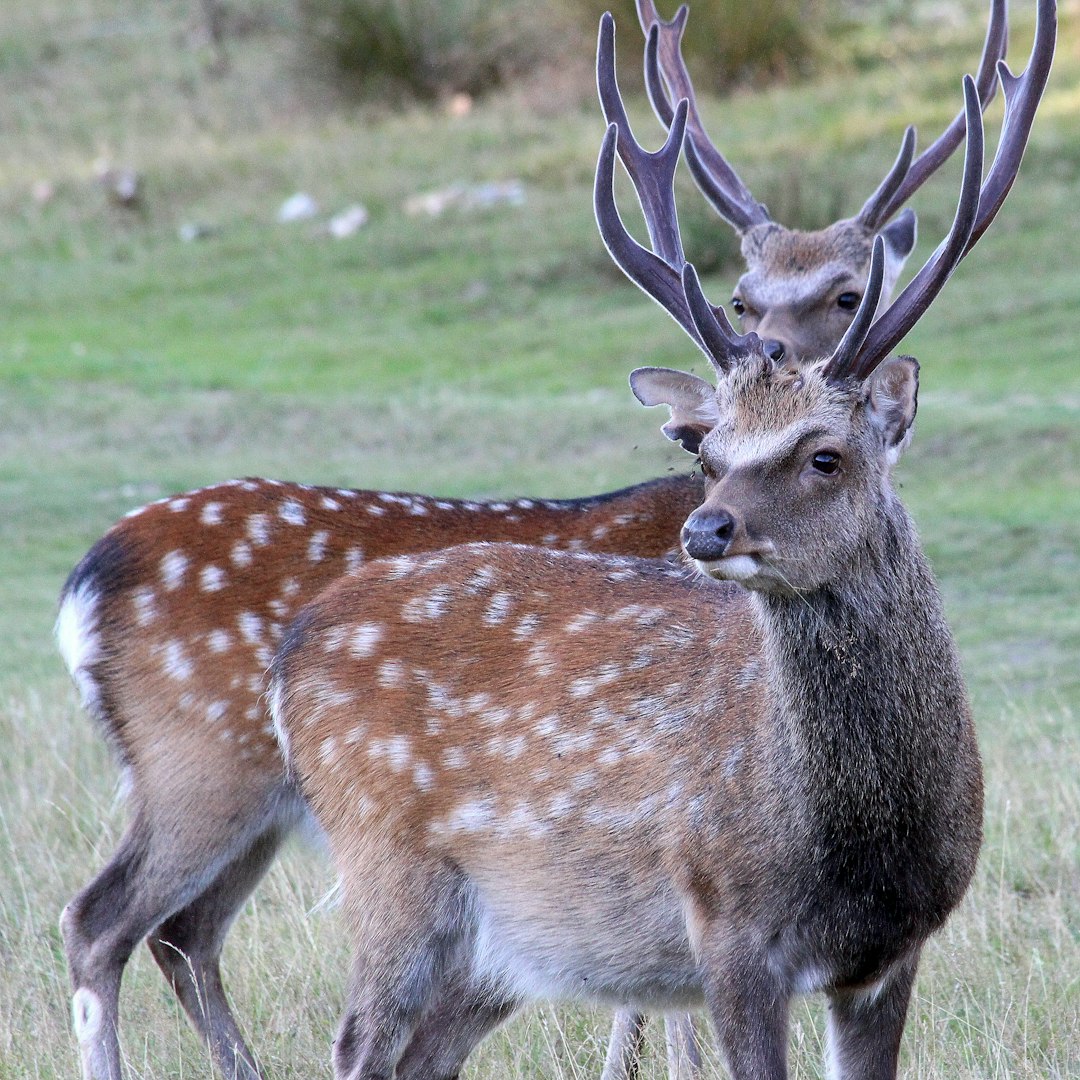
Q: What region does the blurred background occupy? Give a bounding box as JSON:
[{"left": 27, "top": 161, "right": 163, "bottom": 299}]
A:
[{"left": 1, "top": 1, "right": 1077, "bottom": 1076}]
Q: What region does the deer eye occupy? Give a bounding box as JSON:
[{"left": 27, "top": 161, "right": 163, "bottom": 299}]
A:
[
  {"left": 836, "top": 292, "right": 860, "bottom": 311},
  {"left": 731, "top": 297, "right": 746, "bottom": 316},
  {"left": 811, "top": 451, "right": 841, "bottom": 475}
]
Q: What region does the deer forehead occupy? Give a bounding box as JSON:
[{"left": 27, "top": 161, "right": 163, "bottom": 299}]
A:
[
  {"left": 738, "top": 222, "right": 873, "bottom": 305},
  {"left": 704, "top": 363, "right": 858, "bottom": 468}
]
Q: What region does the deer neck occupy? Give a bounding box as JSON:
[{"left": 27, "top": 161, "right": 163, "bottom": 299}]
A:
[{"left": 751, "top": 493, "right": 975, "bottom": 844}]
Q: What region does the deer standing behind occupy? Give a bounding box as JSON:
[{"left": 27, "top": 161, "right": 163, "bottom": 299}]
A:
[
  {"left": 268, "top": 5, "right": 1054, "bottom": 1077},
  {"left": 54, "top": 0, "right": 1029, "bottom": 1077}
]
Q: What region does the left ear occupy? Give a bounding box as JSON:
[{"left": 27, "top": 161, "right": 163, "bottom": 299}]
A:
[
  {"left": 864, "top": 355, "right": 919, "bottom": 463},
  {"left": 629, "top": 366, "right": 720, "bottom": 455}
]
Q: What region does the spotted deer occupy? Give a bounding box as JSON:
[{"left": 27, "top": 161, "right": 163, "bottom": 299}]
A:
[
  {"left": 54, "top": 3, "right": 1030, "bottom": 1079},
  {"left": 267, "top": 6, "right": 1054, "bottom": 1079}
]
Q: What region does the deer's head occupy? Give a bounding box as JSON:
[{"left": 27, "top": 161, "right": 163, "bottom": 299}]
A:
[
  {"left": 596, "top": 0, "right": 1055, "bottom": 592},
  {"left": 606, "top": 0, "right": 1012, "bottom": 363}
]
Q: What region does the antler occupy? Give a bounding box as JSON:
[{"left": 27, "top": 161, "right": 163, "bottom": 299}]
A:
[
  {"left": 858, "top": 0, "right": 1008, "bottom": 228},
  {"left": 636, "top": 1, "right": 770, "bottom": 231},
  {"left": 594, "top": 12, "right": 761, "bottom": 373},
  {"left": 840, "top": 0, "right": 1056, "bottom": 381},
  {"left": 636, "top": 0, "right": 1009, "bottom": 233}
]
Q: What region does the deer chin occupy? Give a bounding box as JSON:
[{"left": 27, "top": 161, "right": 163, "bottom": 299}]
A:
[
  {"left": 692, "top": 554, "right": 762, "bottom": 584},
  {"left": 691, "top": 550, "right": 801, "bottom": 595}
]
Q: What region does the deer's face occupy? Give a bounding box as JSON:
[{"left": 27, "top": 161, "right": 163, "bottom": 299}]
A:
[
  {"left": 673, "top": 357, "right": 920, "bottom": 595},
  {"left": 732, "top": 216, "right": 915, "bottom": 364}
]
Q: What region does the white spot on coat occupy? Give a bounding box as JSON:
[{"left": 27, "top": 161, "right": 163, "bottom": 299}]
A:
[
  {"left": 350, "top": 623, "right": 383, "bottom": 658},
  {"left": 247, "top": 514, "right": 271, "bottom": 546},
  {"left": 279, "top": 499, "right": 306, "bottom": 526},
  {"left": 163, "top": 640, "right": 193, "bottom": 681},
  {"left": 160, "top": 550, "right": 189, "bottom": 591},
  {"left": 200, "top": 565, "right": 226, "bottom": 592},
  {"left": 307, "top": 530, "right": 330, "bottom": 562},
  {"left": 200, "top": 502, "right": 223, "bottom": 525}
]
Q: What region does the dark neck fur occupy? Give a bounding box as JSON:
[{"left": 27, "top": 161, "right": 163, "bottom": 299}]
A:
[{"left": 754, "top": 494, "right": 982, "bottom": 917}]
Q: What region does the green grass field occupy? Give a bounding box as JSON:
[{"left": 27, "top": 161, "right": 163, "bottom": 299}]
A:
[{"left": 1, "top": 1, "right": 1077, "bottom": 1076}]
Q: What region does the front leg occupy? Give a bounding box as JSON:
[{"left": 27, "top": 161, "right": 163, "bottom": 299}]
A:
[
  {"left": 701, "top": 937, "right": 789, "bottom": 1080},
  {"left": 824, "top": 953, "right": 919, "bottom": 1080},
  {"left": 601, "top": 1011, "right": 648, "bottom": 1080}
]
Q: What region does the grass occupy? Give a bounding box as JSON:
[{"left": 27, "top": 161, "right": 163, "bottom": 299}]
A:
[{"left": 1, "top": 0, "right": 1078, "bottom": 1077}]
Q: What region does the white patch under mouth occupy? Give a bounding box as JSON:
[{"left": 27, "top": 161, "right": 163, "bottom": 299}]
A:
[{"left": 692, "top": 554, "right": 761, "bottom": 583}]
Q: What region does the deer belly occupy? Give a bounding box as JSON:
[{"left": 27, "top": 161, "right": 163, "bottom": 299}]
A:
[{"left": 463, "top": 857, "right": 702, "bottom": 1008}]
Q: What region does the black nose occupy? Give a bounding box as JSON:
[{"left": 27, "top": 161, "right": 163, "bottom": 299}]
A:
[
  {"left": 762, "top": 338, "right": 786, "bottom": 361},
  {"left": 682, "top": 509, "right": 736, "bottom": 562}
]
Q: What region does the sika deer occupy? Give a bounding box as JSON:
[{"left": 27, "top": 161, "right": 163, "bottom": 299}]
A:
[
  {"left": 628, "top": 0, "right": 1008, "bottom": 362},
  {"left": 268, "top": 6, "right": 1055, "bottom": 1077},
  {"left": 54, "top": 2, "right": 1043, "bottom": 1078}
]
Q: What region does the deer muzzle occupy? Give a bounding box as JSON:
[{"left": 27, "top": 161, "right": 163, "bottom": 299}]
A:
[{"left": 681, "top": 506, "right": 737, "bottom": 563}]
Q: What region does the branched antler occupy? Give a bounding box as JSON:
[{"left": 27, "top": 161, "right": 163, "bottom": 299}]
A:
[{"left": 635, "top": 0, "right": 1010, "bottom": 233}]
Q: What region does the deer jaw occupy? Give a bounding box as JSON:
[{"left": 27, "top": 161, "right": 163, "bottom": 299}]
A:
[{"left": 732, "top": 214, "right": 916, "bottom": 363}]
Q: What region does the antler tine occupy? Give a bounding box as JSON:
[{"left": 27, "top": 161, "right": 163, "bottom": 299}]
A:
[
  {"left": 594, "top": 116, "right": 708, "bottom": 353},
  {"left": 963, "top": 0, "right": 1056, "bottom": 256},
  {"left": 681, "top": 262, "right": 763, "bottom": 374},
  {"left": 822, "top": 237, "right": 887, "bottom": 381},
  {"left": 594, "top": 16, "right": 767, "bottom": 373},
  {"left": 862, "top": 0, "right": 1008, "bottom": 228},
  {"left": 597, "top": 10, "right": 685, "bottom": 268},
  {"left": 637, "top": 1, "right": 771, "bottom": 232},
  {"left": 848, "top": 76, "right": 985, "bottom": 380}
]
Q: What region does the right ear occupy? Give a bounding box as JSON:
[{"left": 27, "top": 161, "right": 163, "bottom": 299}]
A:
[{"left": 629, "top": 367, "right": 719, "bottom": 454}]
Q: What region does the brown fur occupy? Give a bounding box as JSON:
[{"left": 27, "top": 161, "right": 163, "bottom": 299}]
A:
[{"left": 56, "top": 473, "right": 705, "bottom": 1080}]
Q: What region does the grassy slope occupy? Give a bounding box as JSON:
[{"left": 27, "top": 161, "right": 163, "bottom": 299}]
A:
[{"left": 0, "top": 1, "right": 1077, "bottom": 1076}]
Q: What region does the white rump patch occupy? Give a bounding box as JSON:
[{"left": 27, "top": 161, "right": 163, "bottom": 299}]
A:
[{"left": 55, "top": 582, "right": 102, "bottom": 715}]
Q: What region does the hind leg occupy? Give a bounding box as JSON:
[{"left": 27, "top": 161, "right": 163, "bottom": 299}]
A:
[
  {"left": 602, "top": 1011, "right": 648, "bottom": 1080},
  {"left": 61, "top": 791, "right": 290, "bottom": 1080},
  {"left": 146, "top": 824, "right": 288, "bottom": 1080},
  {"left": 61, "top": 820, "right": 153, "bottom": 1080},
  {"left": 394, "top": 970, "right": 521, "bottom": 1080},
  {"left": 330, "top": 855, "right": 472, "bottom": 1080}
]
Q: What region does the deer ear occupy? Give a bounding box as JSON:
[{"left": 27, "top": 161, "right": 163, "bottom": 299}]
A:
[
  {"left": 879, "top": 209, "right": 917, "bottom": 293},
  {"left": 630, "top": 367, "right": 720, "bottom": 454},
  {"left": 864, "top": 355, "right": 919, "bottom": 462},
  {"left": 881, "top": 208, "right": 917, "bottom": 260}
]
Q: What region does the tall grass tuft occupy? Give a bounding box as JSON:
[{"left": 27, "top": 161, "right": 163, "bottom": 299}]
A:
[
  {"left": 296, "top": 0, "right": 559, "bottom": 101},
  {"left": 562, "top": 0, "right": 832, "bottom": 90}
]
